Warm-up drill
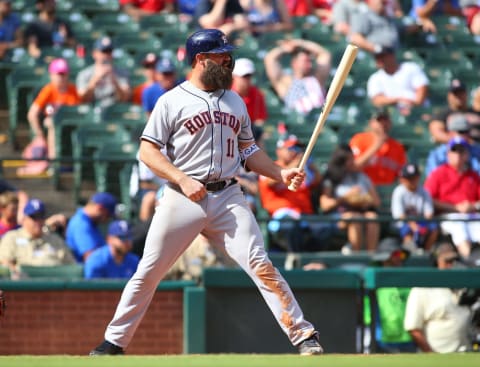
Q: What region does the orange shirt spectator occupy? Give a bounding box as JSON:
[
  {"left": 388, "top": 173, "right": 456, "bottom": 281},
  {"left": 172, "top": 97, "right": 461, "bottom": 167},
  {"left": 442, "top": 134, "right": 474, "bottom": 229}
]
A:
[
  {"left": 258, "top": 136, "right": 319, "bottom": 216},
  {"left": 350, "top": 109, "right": 407, "bottom": 185},
  {"left": 26, "top": 58, "right": 80, "bottom": 169},
  {"left": 33, "top": 81, "right": 80, "bottom": 111}
]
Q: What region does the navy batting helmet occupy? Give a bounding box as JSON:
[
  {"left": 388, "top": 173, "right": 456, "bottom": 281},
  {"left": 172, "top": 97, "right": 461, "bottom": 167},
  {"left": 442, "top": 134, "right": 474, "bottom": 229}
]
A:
[{"left": 185, "top": 29, "right": 236, "bottom": 65}]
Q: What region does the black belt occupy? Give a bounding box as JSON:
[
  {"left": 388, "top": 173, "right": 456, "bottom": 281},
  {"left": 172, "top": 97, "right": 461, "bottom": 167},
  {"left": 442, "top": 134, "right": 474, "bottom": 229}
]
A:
[{"left": 203, "top": 178, "right": 237, "bottom": 192}]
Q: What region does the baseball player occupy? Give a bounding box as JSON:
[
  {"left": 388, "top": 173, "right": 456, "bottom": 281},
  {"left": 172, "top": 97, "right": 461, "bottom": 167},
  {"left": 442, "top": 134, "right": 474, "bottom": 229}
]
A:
[{"left": 90, "top": 29, "right": 323, "bottom": 356}]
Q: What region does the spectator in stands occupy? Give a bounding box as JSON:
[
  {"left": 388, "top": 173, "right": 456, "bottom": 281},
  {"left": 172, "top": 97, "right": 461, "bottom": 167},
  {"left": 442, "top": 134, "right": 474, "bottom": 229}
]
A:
[
  {"left": 0, "top": 198, "right": 75, "bottom": 278},
  {"left": 319, "top": 144, "right": 381, "bottom": 252},
  {"left": 258, "top": 135, "right": 334, "bottom": 252},
  {"left": 350, "top": 108, "right": 407, "bottom": 185},
  {"left": 429, "top": 78, "right": 480, "bottom": 144},
  {"left": 0, "top": 190, "right": 66, "bottom": 238},
  {"left": 426, "top": 113, "right": 480, "bottom": 175},
  {"left": 349, "top": 0, "right": 401, "bottom": 52},
  {"left": 409, "top": 0, "right": 463, "bottom": 34},
  {"left": 84, "top": 220, "right": 139, "bottom": 279},
  {"left": 24, "top": 0, "right": 75, "bottom": 59},
  {"left": 366, "top": 237, "right": 416, "bottom": 353},
  {"left": 284, "top": 0, "right": 311, "bottom": 16},
  {"left": 312, "top": 0, "right": 334, "bottom": 24},
  {"left": 163, "top": 233, "right": 236, "bottom": 281},
  {"left": 119, "top": 0, "right": 174, "bottom": 21},
  {"left": 0, "top": 178, "right": 28, "bottom": 225},
  {"left": 391, "top": 163, "right": 438, "bottom": 253},
  {"left": 0, "top": 0, "right": 22, "bottom": 60},
  {"left": 194, "top": 0, "right": 250, "bottom": 37},
  {"left": 66, "top": 192, "right": 118, "bottom": 263},
  {"left": 331, "top": 0, "right": 367, "bottom": 36},
  {"left": 473, "top": 86, "right": 480, "bottom": 113},
  {"left": 76, "top": 36, "right": 131, "bottom": 115},
  {"left": 142, "top": 56, "right": 180, "bottom": 115},
  {"left": 367, "top": 46, "right": 429, "bottom": 116},
  {"left": 25, "top": 58, "right": 80, "bottom": 174},
  {"left": 264, "top": 38, "right": 331, "bottom": 115},
  {"left": 404, "top": 242, "right": 472, "bottom": 353},
  {"left": 239, "top": 0, "right": 293, "bottom": 35},
  {"left": 424, "top": 137, "right": 480, "bottom": 260},
  {"left": 131, "top": 52, "right": 158, "bottom": 106},
  {"left": 0, "top": 191, "right": 19, "bottom": 237},
  {"left": 231, "top": 58, "right": 267, "bottom": 126},
  {"left": 462, "top": 1, "right": 480, "bottom": 35}
]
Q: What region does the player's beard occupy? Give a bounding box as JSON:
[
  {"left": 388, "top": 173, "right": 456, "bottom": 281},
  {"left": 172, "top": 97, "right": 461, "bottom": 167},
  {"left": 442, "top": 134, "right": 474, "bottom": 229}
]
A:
[{"left": 201, "top": 60, "right": 233, "bottom": 90}]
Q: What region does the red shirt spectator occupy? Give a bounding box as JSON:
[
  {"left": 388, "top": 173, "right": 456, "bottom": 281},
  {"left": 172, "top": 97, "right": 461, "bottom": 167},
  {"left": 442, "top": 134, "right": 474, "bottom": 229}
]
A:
[
  {"left": 231, "top": 58, "right": 267, "bottom": 125},
  {"left": 285, "top": 0, "right": 311, "bottom": 16}
]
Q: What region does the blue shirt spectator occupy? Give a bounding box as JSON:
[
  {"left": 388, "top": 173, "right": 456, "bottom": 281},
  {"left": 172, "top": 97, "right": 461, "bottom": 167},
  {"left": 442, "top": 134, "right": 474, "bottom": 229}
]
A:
[
  {"left": 141, "top": 57, "right": 181, "bottom": 114},
  {"left": 0, "top": 0, "right": 22, "bottom": 59},
  {"left": 425, "top": 114, "right": 480, "bottom": 175},
  {"left": 409, "top": 0, "right": 461, "bottom": 19},
  {"left": 84, "top": 220, "right": 139, "bottom": 279},
  {"left": 0, "top": 2, "right": 20, "bottom": 42},
  {"left": 66, "top": 192, "right": 117, "bottom": 262}
]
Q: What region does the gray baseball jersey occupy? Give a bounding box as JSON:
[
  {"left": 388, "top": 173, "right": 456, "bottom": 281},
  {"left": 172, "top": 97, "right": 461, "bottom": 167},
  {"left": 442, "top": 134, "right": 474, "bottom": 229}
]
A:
[
  {"left": 141, "top": 80, "right": 254, "bottom": 181},
  {"left": 103, "top": 81, "right": 316, "bottom": 350}
]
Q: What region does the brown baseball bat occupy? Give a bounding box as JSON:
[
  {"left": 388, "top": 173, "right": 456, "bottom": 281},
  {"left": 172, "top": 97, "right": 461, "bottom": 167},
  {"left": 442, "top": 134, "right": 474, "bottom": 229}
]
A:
[{"left": 288, "top": 44, "right": 358, "bottom": 191}]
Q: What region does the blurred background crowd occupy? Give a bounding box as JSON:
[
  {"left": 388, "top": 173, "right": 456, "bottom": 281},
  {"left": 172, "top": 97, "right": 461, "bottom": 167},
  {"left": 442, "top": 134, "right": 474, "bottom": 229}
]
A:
[{"left": 0, "top": 0, "right": 480, "bottom": 354}]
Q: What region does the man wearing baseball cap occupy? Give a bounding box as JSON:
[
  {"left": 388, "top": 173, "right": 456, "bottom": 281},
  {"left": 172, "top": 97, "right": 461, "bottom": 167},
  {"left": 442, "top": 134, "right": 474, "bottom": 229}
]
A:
[
  {"left": 231, "top": 58, "right": 268, "bottom": 126},
  {"left": 391, "top": 163, "right": 438, "bottom": 252},
  {"left": 424, "top": 137, "right": 480, "bottom": 260},
  {"left": 84, "top": 220, "right": 139, "bottom": 279},
  {"left": 66, "top": 192, "right": 118, "bottom": 262},
  {"left": 259, "top": 135, "right": 331, "bottom": 252},
  {"left": 76, "top": 36, "right": 131, "bottom": 113},
  {"left": 429, "top": 78, "right": 480, "bottom": 144},
  {"left": 0, "top": 198, "right": 75, "bottom": 277},
  {"left": 426, "top": 113, "right": 480, "bottom": 176},
  {"left": 131, "top": 52, "right": 158, "bottom": 105},
  {"left": 141, "top": 56, "right": 181, "bottom": 115}
]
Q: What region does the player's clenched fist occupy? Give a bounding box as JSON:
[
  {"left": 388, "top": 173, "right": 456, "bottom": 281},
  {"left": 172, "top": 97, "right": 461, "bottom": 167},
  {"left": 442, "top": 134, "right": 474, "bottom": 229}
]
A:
[
  {"left": 281, "top": 168, "right": 306, "bottom": 191},
  {"left": 178, "top": 176, "right": 207, "bottom": 202}
]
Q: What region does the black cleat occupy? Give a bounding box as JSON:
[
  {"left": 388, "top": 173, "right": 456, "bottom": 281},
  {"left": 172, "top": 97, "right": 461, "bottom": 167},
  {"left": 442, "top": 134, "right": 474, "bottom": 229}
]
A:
[
  {"left": 89, "top": 340, "right": 124, "bottom": 356},
  {"left": 297, "top": 331, "right": 324, "bottom": 355}
]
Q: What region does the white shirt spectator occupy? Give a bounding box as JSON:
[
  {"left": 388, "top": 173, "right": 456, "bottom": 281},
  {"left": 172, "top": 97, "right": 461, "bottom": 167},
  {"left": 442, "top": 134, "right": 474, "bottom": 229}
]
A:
[{"left": 367, "top": 62, "right": 429, "bottom": 103}]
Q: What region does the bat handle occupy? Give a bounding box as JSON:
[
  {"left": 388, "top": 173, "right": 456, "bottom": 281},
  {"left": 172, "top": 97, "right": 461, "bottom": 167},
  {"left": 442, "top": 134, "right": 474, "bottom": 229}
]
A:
[{"left": 287, "top": 156, "right": 309, "bottom": 192}]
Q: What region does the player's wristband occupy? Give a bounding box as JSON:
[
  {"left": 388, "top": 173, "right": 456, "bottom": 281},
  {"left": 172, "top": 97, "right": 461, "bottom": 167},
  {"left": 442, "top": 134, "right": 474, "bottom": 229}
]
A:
[{"left": 239, "top": 143, "right": 260, "bottom": 161}]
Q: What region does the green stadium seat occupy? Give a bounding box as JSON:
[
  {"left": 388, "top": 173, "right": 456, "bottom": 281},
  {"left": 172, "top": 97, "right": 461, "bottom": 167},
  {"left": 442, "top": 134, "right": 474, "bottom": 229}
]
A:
[
  {"left": 6, "top": 66, "right": 49, "bottom": 149},
  {"left": 19, "top": 264, "right": 84, "bottom": 279},
  {"left": 72, "top": 0, "right": 120, "bottom": 18},
  {"left": 51, "top": 104, "right": 97, "bottom": 189},
  {"left": 71, "top": 124, "right": 131, "bottom": 204},
  {"left": 100, "top": 103, "right": 147, "bottom": 138},
  {"left": 113, "top": 32, "right": 163, "bottom": 56},
  {"left": 139, "top": 13, "right": 192, "bottom": 37},
  {"left": 93, "top": 142, "right": 138, "bottom": 220},
  {"left": 91, "top": 13, "right": 140, "bottom": 37}
]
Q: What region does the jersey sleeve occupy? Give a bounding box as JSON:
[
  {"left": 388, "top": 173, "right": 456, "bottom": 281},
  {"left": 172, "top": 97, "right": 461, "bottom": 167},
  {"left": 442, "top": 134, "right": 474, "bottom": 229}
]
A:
[{"left": 141, "top": 94, "right": 171, "bottom": 148}]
